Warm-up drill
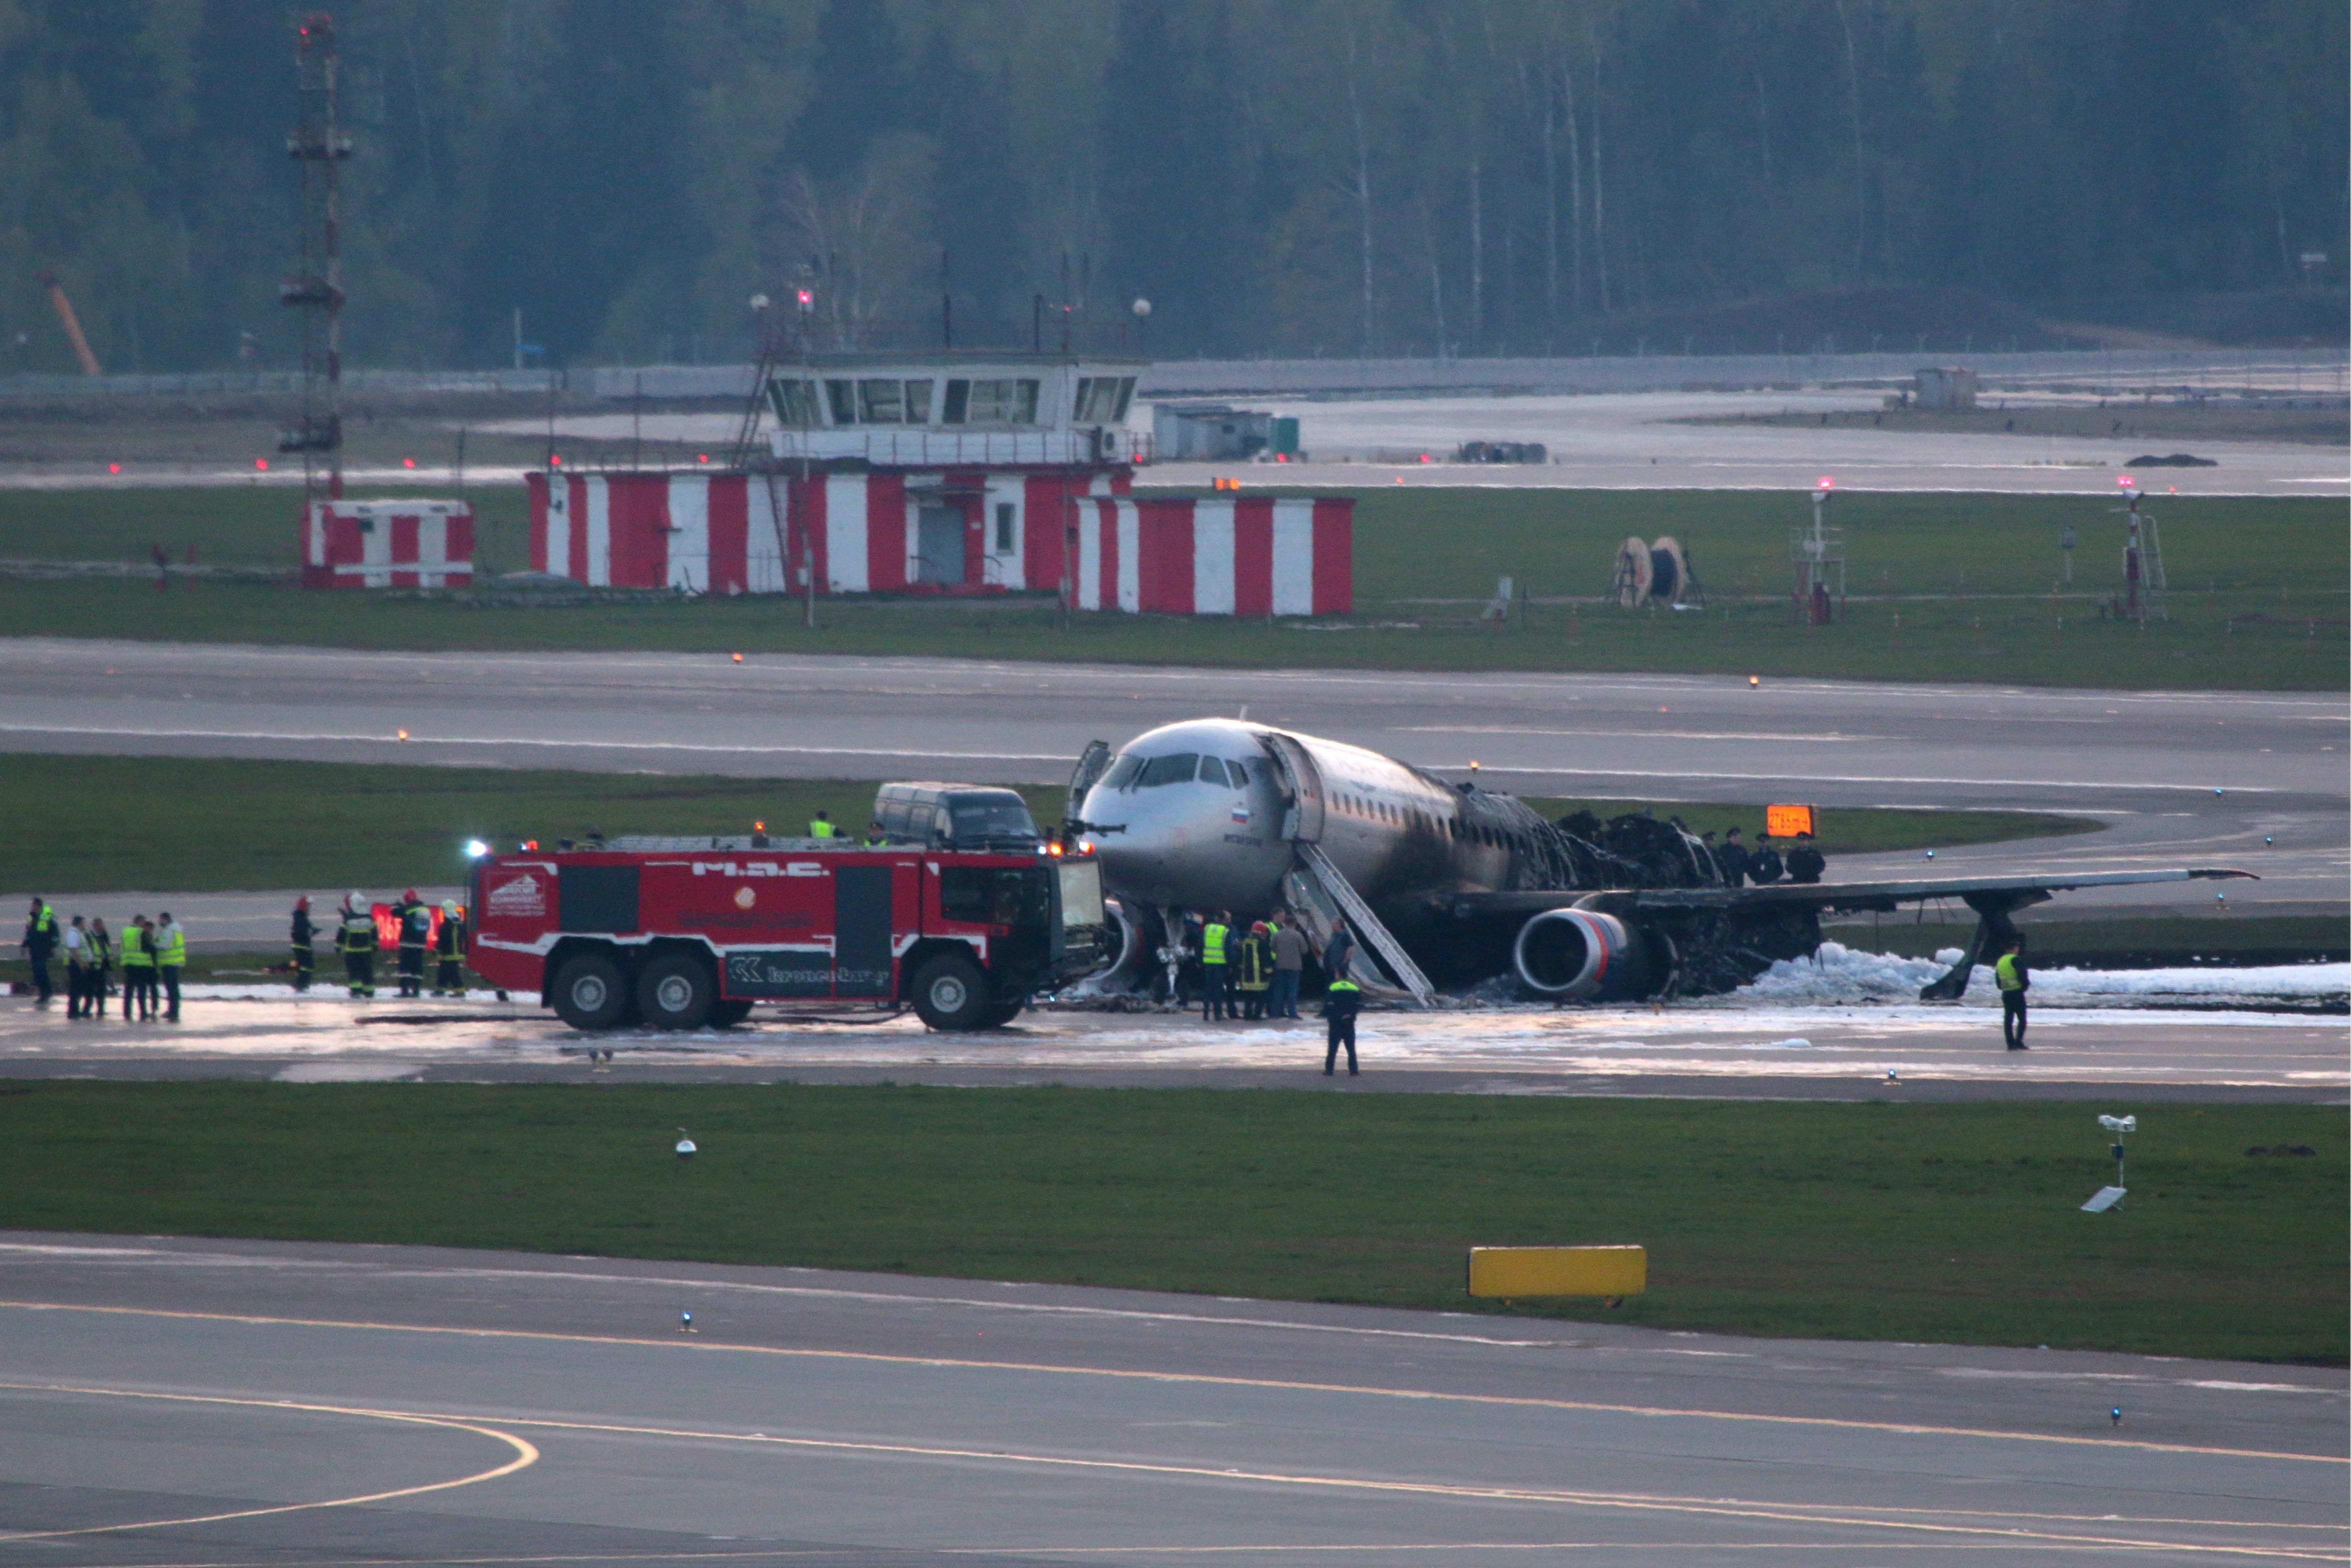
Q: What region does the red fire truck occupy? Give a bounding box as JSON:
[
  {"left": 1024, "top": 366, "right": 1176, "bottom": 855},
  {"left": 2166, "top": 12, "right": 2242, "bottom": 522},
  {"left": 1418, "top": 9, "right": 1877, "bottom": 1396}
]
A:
[{"left": 466, "top": 835, "right": 1110, "bottom": 1032}]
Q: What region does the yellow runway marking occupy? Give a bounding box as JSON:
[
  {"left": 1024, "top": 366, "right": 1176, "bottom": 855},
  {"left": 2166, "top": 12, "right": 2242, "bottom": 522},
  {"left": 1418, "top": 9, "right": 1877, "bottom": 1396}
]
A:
[
  {"left": 0, "top": 1296, "right": 2339, "bottom": 1468},
  {"left": 0, "top": 1382, "right": 538, "bottom": 1541}
]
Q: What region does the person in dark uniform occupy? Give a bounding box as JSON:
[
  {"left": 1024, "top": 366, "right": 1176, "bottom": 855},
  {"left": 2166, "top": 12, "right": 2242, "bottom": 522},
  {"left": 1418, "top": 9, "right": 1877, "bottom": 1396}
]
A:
[
  {"left": 1322, "top": 976, "right": 1362, "bottom": 1076},
  {"left": 63, "top": 915, "right": 92, "bottom": 1018},
  {"left": 432, "top": 900, "right": 466, "bottom": 996},
  {"left": 1716, "top": 828, "right": 1752, "bottom": 887},
  {"left": 1322, "top": 918, "right": 1356, "bottom": 986},
  {"left": 865, "top": 820, "right": 888, "bottom": 846},
  {"left": 1996, "top": 938, "right": 2030, "bottom": 1050},
  {"left": 86, "top": 918, "right": 113, "bottom": 1018},
  {"left": 337, "top": 894, "right": 378, "bottom": 998},
  {"left": 1785, "top": 831, "right": 1826, "bottom": 884},
  {"left": 1234, "top": 921, "right": 1272, "bottom": 1020},
  {"left": 289, "top": 896, "right": 316, "bottom": 992},
  {"left": 394, "top": 890, "right": 430, "bottom": 998},
  {"left": 1746, "top": 834, "right": 1784, "bottom": 885}
]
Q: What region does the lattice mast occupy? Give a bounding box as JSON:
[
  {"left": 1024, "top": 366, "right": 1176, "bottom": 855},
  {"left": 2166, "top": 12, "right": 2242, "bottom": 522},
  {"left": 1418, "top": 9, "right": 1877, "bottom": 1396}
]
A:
[
  {"left": 2120, "top": 491, "right": 2167, "bottom": 622},
  {"left": 281, "top": 14, "right": 351, "bottom": 508}
]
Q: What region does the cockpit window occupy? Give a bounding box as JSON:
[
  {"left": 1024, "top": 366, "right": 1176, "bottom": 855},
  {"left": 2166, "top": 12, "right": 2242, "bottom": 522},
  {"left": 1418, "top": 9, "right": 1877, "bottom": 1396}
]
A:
[
  {"left": 1136, "top": 752, "right": 1199, "bottom": 788},
  {"left": 1226, "top": 758, "right": 1250, "bottom": 786},
  {"left": 1102, "top": 754, "right": 1144, "bottom": 790},
  {"left": 1196, "top": 756, "right": 1229, "bottom": 786}
]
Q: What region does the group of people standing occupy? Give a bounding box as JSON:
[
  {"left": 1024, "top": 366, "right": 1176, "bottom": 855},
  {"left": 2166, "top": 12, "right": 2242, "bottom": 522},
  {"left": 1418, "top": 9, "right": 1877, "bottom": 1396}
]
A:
[
  {"left": 1700, "top": 826, "right": 1828, "bottom": 886},
  {"left": 311, "top": 892, "right": 467, "bottom": 1000},
  {"left": 1192, "top": 910, "right": 1362, "bottom": 1076},
  {"left": 18, "top": 898, "right": 186, "bottom": 1022}
]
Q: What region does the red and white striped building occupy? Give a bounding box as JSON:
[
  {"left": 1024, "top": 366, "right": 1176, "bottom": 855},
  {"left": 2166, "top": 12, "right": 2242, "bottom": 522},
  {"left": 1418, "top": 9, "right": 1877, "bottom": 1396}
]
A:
[
  {"left": 526, "top": 470, "right": 1352, "bottom": 615},
  {"left": 302, "top": 500, "right": 474, "bottom": 590}
]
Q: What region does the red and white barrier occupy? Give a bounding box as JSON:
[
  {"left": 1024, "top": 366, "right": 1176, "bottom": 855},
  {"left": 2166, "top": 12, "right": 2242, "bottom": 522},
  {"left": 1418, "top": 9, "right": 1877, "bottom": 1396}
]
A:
[
  {"left": 302, "top": 500, "right": 474, "bottom": 589},
  {"left": 1070, "top": 494, "right": 1352, "bottom": 616},
  {"left": 525, "top": 470, "right": 1351, "bottom": 614}
]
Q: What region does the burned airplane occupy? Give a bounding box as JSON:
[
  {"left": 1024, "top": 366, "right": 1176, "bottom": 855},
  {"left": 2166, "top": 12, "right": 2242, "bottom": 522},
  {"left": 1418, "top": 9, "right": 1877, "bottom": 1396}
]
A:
[{"left": 1066, "top": 718, "right": 2250, "bottom": 1004}]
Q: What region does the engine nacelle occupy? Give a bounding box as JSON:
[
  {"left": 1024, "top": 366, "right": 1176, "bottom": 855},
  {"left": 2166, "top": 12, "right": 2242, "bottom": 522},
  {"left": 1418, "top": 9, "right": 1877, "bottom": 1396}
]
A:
[{"left": 1511, "top": 908, "right": 1662, "bottom": 1001}]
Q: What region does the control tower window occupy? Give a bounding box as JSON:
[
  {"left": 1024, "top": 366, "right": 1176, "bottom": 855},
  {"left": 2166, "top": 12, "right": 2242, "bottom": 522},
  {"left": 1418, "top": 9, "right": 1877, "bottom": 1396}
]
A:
[
  {"left": 767, "top": 380, "right": 822, "bottom": 426},
  {"left": 825, "top": 380, "right": 857, "bottom": 425},
  {"left": 904, "top": 379, "right": 933, "bottom": 423},
  {"left": 1073, "top": 376, "right": 1136, "bottom": 424},
  {"left": 942, "top": 380, "right": 970, "bottom": 424},
  {"left": 965, "top": 378, "right": 1041, "bottom": 424},
  {"left": 858, "top": 379, "right": 904, "bottom": 424}
]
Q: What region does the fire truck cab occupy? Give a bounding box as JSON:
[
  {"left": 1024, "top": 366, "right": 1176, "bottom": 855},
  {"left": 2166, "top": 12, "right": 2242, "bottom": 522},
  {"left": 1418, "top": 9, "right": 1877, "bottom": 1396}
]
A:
[{"left": 466, "top": 836, "right": 1109, "bottom": 1032}]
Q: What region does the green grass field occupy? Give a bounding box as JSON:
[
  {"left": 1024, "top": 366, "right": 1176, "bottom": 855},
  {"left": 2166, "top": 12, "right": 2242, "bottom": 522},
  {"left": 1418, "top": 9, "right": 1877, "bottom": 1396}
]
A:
[
  {"left": 0, "top": 754, "right": 2092, "bottom": 896},
  {"left": 0, "top": 1082, "right": 2338, "bottom": 1363},
  {"left": 2, "top": 487, "right": 2339, "bottom": 688}
]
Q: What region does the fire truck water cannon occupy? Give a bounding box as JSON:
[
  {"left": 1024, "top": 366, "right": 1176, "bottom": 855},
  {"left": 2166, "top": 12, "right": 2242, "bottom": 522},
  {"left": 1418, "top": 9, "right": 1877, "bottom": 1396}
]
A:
[{"left": 466, "top": 818, "right": 1112, "bottom": 1034}]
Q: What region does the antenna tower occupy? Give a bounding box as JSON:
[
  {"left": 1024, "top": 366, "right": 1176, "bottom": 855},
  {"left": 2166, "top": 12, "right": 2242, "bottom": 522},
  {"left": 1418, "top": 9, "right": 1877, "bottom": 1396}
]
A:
[
  {"left": 280, "top": 13, "right": 350, "bottom": 512},
  {"left": 2117, "top": 491, "right": 2167, "bottom": 622}
]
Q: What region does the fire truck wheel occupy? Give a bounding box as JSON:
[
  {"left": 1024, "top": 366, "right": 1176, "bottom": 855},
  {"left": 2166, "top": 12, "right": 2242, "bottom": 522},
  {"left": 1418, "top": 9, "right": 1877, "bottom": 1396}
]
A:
[
  {"left": 550, "top": 952, "right": 632, "bottom": 1031},
  {"left": 910, "top": 954, "right": 990, "bottom": 1031},
  {"left": 637, "top": 952, "right": 717, "bottom": 1030},
  {"left": 976, "top": 1000, "right": 1025, "bottom": 1028},
  {"left": 707, "top": 998, "right": 755, "bottom": 1028}
]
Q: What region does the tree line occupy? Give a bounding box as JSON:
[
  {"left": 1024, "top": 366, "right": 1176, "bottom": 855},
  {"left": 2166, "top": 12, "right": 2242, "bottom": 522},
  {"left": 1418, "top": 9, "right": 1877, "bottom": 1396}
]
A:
[{"left": 0, "top": 0, "right": 2342, "bottom": 374}]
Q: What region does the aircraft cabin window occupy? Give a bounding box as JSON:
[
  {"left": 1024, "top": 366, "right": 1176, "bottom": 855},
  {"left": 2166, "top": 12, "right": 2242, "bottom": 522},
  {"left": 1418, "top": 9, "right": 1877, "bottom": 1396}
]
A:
[
  {"left": 1101, "top": 754, "right": 1144, "bottom": 790},
  {"left": 1196, "top": 756, "right": 1229, "bottom": 786},
  {"left": 1136, "top": 752, "right": 1198, "bottom": 788}
]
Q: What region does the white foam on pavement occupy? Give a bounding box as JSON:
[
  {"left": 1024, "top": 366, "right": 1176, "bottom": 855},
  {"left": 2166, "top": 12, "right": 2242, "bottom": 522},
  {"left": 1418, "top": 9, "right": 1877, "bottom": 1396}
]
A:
[{"left": 1724, "top": 942, "right": 2348, "bottom": 1010}]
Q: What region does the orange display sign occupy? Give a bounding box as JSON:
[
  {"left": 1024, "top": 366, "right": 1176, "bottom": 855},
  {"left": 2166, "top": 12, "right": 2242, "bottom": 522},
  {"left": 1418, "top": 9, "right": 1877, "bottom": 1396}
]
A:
[{"left": 1766, "top": 804, "right": 1816, "bottom": 838}]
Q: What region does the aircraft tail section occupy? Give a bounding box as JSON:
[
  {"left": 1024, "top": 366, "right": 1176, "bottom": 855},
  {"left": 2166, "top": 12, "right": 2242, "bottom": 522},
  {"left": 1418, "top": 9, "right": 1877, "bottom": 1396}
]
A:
[{"left": 1288, "top": 843, "right": 1436, "bottom": 1006}]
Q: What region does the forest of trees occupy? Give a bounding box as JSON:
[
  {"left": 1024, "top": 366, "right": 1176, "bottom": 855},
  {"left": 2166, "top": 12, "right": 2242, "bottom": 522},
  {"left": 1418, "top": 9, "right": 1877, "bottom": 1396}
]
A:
[{"left": 1, "top": 0, "right": 2343, "bottom": 373}]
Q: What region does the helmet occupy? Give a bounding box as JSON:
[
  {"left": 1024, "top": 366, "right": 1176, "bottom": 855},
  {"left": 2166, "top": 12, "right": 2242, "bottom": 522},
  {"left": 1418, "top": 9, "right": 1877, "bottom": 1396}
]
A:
[
  {"left": 294, "top": 896, "right": 309, "bottom": 910},
  {"left": 404, "top": 888, "right": 419, "bottom": 902},
  {"left": 442, "top": 900, "right": 458, "bottom": 916},
  {"left": 348, "top": 891, "right": 364, "bottom": 908}
]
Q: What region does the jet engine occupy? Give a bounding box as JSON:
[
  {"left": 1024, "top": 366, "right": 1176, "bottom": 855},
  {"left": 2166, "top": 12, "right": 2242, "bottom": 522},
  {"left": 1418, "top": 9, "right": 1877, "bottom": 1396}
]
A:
[{"left": 1510, "top": 908, "right": 1668, "bottom": 1001}]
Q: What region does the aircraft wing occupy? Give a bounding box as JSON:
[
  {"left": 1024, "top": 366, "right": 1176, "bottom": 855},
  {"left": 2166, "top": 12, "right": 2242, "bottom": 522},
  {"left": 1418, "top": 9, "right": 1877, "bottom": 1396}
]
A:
[{"left": 1444, "top": 868, "right": 2254, "bottom": 921}]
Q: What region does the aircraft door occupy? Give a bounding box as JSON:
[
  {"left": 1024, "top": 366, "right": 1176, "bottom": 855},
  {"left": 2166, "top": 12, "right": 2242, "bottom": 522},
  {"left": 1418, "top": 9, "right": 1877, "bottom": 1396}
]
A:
[
  {"left": 1258, "top": 732, "right": 1326, "bottom": 844},
  {"left": 1067, "top": 739, "right": 1112, "bottom": 824}
]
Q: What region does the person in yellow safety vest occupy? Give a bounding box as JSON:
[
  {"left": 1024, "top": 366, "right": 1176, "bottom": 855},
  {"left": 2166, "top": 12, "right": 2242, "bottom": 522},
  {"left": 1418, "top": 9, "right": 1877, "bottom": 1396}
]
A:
[
  {"left": 1199, "top": 910, "right": 1232, "bottom": 1022},
  {"left": 864, "top": 820, "right": 888, "bottom": 846},
  {"left": 118, "top": 917, "right": 156, "bottom": 1022},
  {"left": 154, "top": 912, "right": 188, "bottom": 1022},
  {"left": 1994, "top": 937, "right": 2030, "bottom": 1052},
  {"left": 808, "top": 811, "right": 838, "bottom": 838},
  {"left": 20, "top": 897, "right": 58, "bottom": 1006},
  {"left": 432, "top": 900, "right": 466, "bottom": 996},
  {"left": 336, "top": 894, "right": 378, "bottom": 998},
  {"left": 1322, "top": 976, "right": 1362, "bottom": 1076}
]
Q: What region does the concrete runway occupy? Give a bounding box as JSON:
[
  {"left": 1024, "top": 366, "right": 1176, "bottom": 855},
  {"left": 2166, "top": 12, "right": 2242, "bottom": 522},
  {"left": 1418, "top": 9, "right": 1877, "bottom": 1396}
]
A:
[
  {"left": 4, "top": 639, "right": 2343, "bottom": 919},
  {"left": 2, "top": 992, "right": 2341, "bottom": 1102},
  {"left": 0, "top": 1232, "right": 2342, "bottom": 1566}
]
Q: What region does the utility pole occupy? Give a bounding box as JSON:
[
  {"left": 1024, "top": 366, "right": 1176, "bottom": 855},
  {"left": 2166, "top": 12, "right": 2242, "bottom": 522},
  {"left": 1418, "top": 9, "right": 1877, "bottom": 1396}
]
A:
[{"left": 281, "top": 13, "right": 350, "bottom": 514}]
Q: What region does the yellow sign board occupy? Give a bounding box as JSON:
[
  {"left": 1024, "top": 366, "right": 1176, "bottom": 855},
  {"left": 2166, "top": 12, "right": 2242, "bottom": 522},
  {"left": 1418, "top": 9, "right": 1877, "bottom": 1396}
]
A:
[
  {"left": 1466, "top": 1245, "right": 1647, "bottom": 1298},
  {"left": 1766, "top": 802, "right": 1816, "bottom": 838}
]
